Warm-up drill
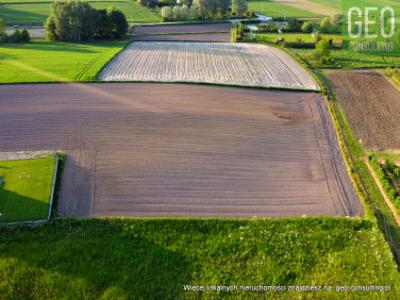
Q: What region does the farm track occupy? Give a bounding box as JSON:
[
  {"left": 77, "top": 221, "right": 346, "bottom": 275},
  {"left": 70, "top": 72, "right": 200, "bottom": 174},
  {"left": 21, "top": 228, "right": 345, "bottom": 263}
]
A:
[
  {"left": 327, "top": 70, "right": 400, "bottom": 151},
  {"left": 0, "top": 83, "right": 362, "bottom": 217},
  {"left": 131, "top": 33, "right": 231, "bottom": 42},
  {"left": 100, "top": 42, "right": 320, "bottom": 90},
  {"left": 131, "top": 23, "right": 231, "bottom": 35}
]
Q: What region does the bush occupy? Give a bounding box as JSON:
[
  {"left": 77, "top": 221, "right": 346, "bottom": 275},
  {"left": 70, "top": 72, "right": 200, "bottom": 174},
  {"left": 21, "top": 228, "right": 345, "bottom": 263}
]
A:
[
  {"left": 160, "top": 6, "right": 173, "bottom": 20},
  {"left": 0, "top": 28, "right": 31, "bottom": 43},
  {"left": 284, "top": 17, "right": 301, "bottom": 32},
  {"left": 320, "top": 16, "right": 341, "bottom": 34},
  {"left": 0, "top": 18, "right": 4, "bottom": 36},
  {"left": 231, "top": 0, "right": 248, "bottom": 17},
  {"left": 301, "top": 21, "right": 314, "bottom": 33},
  {"left": 283, "top": 40, "right": 315, "bottom": 49},
  {"left": 258, "top": 22, "right": 278, "bottom": 33},
  {"left": 20, "top": 29, "right": 31, "bottom": 42},
  {"left": 106, "top": 7, "right": 128, "bottom": 39}
]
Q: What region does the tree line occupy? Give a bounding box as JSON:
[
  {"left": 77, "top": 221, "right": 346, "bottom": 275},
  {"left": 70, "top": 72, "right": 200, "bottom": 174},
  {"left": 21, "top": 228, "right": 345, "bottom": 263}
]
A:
[
  {"left": 159, "top": 0, "right": 248, "bottom": 21},
  {"left": 45, "top": 1, "right": 128, "bottom": 42}
]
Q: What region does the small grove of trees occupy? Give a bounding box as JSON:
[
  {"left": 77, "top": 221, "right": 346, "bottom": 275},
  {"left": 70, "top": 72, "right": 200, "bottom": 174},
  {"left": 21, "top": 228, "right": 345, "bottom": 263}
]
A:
[
  {"left": 301, "top": 14, "right": 342, "bottom": 34},
  {"left": 160, "top": 0, "right": 248, "bottom": 21},
  {"left": 161, "top": 4, "right": 198, "bottom": 21},
  {"left": 45, "top": 1, "right": 128, "bottom": 42},
  {"left": 0, "top": 19, "right": 31, "bottom": 43}
]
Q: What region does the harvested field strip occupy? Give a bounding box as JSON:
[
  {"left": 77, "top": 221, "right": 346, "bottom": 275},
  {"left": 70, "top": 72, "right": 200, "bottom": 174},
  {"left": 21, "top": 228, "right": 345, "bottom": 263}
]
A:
[
  {"left": 131, "top": 33, "right": 231, "bottom": 42},
  {"left": 327, "top": 70, "right": 400, "bottom": 151},
  {"left": 0, "top": 83, "right": 360, "bottom": 217},
  {"left": 132, "top": 23, "right": 231, "bottom": 35},
  {"left": 272, "top": 0, "right": 339, "bottom": 16},
  {"left": 100, "top": 42, "right": 320, "bottom": 90}
]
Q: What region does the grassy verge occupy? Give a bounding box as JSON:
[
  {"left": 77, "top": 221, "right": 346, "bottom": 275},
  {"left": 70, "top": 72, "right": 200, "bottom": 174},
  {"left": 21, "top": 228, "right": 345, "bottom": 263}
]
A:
[
  {"left": 0, "top": 218, "right": 399, "bottom": 299},
  {"left": 0, "top": 39, "right": 129, "bottom": 83},
  {"left": 368, "top": 153, "right": 400, "bottom": 214},
  {"left": 0, "top": 154, "right": 57, "bottom": 223},
  {"left": 319, "top": 69, "right": 400, "bottom": 259},
  {"left": 0, "top": 0, "right": 161, "bottom": 25}
]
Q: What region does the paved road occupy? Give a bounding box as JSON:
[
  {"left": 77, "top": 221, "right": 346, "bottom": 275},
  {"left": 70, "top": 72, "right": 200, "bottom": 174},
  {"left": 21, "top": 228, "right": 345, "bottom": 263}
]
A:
[{"left": 0, "top": 83, "right": 363, "bottom": 217}]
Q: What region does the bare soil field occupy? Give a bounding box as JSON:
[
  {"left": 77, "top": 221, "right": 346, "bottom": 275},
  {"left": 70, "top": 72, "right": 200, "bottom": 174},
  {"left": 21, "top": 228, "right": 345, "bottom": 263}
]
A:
[
  {"left": 327, "top": 70, "right": 400, "bottom": 151},
  {"left": 0, "top": 83, "right": 361, "bottom": 217},
  {"left": 132, "top": 23, "right": 231, "bottom": 35},
  {"left": 132, "top": 33, "right": 231, "bottom": 42},
  {"left": 100, "top": 42, "right": 320, "bottom": 90}
]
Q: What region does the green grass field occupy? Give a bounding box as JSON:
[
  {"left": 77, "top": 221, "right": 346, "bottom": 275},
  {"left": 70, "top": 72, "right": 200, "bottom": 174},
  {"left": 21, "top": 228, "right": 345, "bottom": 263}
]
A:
[
  {"left": 0, "top": 39, "right": 128, "bottom": 83},
  {"left": 0, "top": 218, "right": 398, "bottom": 298},
  {"left": 0, "top": 0, "right": 161, "bottom": 25},
  {"left": 0, "top": 155, "right": 56, "bottom": 223},
  {"left": 248, "top": 0, "right": 322, "bottom": 17},
  {"left": 308, "top": 0, "right": 340, "bottom": 9}
]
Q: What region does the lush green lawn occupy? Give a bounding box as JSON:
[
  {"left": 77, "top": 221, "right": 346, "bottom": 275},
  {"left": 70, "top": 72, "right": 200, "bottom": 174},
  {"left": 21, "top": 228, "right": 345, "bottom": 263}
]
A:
[
  {"left": 0, "top": 218, "right": 398, "bottom": 299},
  {"left": 0, "top": 155, "right": 56, "bottom": 223},
  {"left": 0, "top": 39, "right": 128, "bottom": 83},
  {"left": 248, "top": 0, "right": 322, "bottom": 17},
  {"left": 0, "top": 0, "right": 161, "bottom": 25}
]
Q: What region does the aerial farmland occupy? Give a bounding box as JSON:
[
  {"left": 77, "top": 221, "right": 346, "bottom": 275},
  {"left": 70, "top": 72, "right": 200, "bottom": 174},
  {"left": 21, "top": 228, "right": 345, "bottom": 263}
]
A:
[{"left": 1, "top": 0, "right": 400, "bottom": 298}]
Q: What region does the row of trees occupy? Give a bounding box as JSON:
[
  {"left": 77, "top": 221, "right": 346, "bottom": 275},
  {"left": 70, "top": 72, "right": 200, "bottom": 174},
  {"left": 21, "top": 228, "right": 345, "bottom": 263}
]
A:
[
  {"left": 0, "top": 19, "right": 31, "bottom": 43},
  {"left": 160, "top": 0, "right": 248, "bottom": 21},
  {"left": 45, "top": 1, "right": 128, "bottom": 42}
]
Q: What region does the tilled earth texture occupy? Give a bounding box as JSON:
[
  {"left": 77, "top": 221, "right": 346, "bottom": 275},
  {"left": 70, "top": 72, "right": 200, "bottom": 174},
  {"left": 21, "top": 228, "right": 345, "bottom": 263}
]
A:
[
  {"left": 0, "top": 83, "right": 362, "bottom": 217},
  {"left": 131, "top": 23, "right": 231, "bottom": 42},
  {"left": 100, "top": 42, "right": 320, "bottom": 91},
  {"left": 327, "top": 70, "right": 400, "bottom": 151}
]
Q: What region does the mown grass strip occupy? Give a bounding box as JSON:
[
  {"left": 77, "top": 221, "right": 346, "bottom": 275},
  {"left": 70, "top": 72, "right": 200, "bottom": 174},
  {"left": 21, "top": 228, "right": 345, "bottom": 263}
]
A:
[{"left": 0, "top": 154, "right": 57, "bottom": 223}]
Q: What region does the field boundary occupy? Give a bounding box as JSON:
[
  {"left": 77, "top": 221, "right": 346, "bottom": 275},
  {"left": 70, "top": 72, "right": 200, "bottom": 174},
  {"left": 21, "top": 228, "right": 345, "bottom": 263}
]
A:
[
  {"left": 365, "top": 158, "right": 400, "bottom": 226},
  {"left": 314, "top": 70, "right": 400, "bottom": 264}
]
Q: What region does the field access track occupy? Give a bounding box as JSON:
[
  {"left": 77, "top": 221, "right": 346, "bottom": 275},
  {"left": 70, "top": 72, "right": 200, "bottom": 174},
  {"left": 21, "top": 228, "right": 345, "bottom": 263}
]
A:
[
  {"left": 100, "top": 42, "right": 320, "bottom": 91},
  {"left": 0, "top": 83, "right": 362, "bottom": 217}
]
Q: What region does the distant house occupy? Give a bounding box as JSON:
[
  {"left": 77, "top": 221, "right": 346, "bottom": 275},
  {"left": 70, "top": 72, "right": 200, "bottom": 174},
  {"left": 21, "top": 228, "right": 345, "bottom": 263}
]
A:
[{"left": 255, "top": 14, "right": 273, "bottom": 23}]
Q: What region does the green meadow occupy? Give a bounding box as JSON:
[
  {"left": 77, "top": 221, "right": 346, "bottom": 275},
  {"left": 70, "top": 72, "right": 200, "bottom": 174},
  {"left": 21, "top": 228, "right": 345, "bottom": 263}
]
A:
[
  {"left": 0, "top": 218, "right": 398, "bottom": 299},
  {"left": 0, "top": 0, "right": 161, "bottom": 25},
  {"left": 248, "top": 0, "right": 321, "bottom": 17},
  {"left": 0, "top": 155, "right": 56, "bottom": 223},
  {"left": 0, "top": 39, "right": 128, "bottom": 83}
]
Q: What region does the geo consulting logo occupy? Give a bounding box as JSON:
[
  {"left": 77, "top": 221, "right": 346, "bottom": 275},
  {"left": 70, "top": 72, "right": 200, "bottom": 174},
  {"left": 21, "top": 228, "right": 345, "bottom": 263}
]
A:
[{"left": 342, "top": 0, "right": 400, "bottom": 53}]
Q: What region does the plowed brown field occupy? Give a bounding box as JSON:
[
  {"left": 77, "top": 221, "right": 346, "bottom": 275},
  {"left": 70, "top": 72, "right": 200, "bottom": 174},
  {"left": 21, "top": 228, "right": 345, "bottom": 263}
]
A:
[
  {"left": 327, "top": 70, "right": 400, "bottom": 151},
  {"left": 0, "top": 83, "right": 362, "bottom": 217}
]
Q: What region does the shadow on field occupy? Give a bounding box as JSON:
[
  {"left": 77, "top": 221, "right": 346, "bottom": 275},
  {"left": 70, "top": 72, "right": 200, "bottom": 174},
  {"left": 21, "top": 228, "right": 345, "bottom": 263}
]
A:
[
  {"left": 0, "top": 219, "right": 192, "bottom": 299},
  {"left": 0, "top": 189, "right": 49, "bottom": 223},
  {"left": 0, "top": 40, "right": 101, "bottom": 53},
  {"left": 0, "top": 5, "right": 48, "bottom": 26},
  {"left": 57, "top": 151, "right": 95, "bottom": 217}
]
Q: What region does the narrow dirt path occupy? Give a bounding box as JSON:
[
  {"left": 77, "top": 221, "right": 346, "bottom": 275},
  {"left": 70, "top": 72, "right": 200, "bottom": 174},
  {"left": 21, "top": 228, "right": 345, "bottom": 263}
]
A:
[{"left": 365, "top": 158, "right": 400, "bottom": 226}]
